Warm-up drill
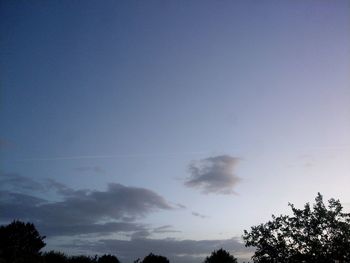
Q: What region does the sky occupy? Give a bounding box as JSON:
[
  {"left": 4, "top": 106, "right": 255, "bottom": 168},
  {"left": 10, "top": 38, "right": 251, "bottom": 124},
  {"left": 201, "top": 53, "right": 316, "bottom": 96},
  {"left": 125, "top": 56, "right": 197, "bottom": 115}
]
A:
[{"left": 1, "top": 0, "right": 350, "bottom": 262}]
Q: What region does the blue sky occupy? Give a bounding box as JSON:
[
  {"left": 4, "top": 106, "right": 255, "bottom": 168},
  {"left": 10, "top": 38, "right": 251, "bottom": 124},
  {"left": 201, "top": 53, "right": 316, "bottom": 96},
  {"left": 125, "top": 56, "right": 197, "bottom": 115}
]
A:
[{"left": 1, "top": 1, "right": 350, "bottom": 262}]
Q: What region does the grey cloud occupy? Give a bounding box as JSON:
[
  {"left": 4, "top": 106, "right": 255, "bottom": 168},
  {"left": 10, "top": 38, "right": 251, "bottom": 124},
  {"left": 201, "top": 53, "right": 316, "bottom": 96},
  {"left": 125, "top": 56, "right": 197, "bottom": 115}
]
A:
[
  {"left": 0, "top": 191, "right": 46, "bottom": 205},
  {"left": 0, "top": 193, "right": 149, "bottom": 236},
  {"left": 0, "top": 191, "right": 48, "bottom": 224},
  {"left": 176, "top": 203, "right": 187, "bottom": 209},
  {"left": 185, "top": 155, "right": 240, "bottom": 195},
  {"left": 44, "top": 178, "right": 77, "bottom": 196},
  {"left": 130, "top": 230, "right": 152, "bottom": 240},
  {"left": 0, "top": 173, "right": 77, "bottom": 197},
  {"left": 74, "top": 166, "right": 106, "bottom": 175},
  {"left": 40, "top": 222, "right": 147, "bottom": 237},
  {"left": 40, "top": 183, "right": 172, "bottom": 225},
  {"left": 60, "top": 237, "right": 252, "bottom": 263},
  {"left": 0, "top": 172, "right": 46, "bottom": 192},
  {"left": 191, "top": 212, "right": 209, "bottom": 219},
  {"left": 0, "top": 176, "right": 173, "bottom": 237},
  {"left": 153, "top": 225, "right": 181, "bottom": 234},
  {"left": 0, "top": 174, "right": 253, "bottom": 262}
]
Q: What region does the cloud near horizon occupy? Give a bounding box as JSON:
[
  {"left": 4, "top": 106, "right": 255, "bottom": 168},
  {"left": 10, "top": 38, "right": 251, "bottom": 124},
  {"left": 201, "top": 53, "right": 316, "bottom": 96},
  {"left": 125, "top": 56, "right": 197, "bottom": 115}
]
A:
[
  {"left": 0, "top": 173, "right": 173, "bottom": 237},
  {"left": 59, "top": 236, "right": 252, "bottom": 263},
  {"left": 0, "top": 172, "right": 252, "bottom": 262},
  {"left": 185, "top": 155, "right": 240, "bottom": 194}
]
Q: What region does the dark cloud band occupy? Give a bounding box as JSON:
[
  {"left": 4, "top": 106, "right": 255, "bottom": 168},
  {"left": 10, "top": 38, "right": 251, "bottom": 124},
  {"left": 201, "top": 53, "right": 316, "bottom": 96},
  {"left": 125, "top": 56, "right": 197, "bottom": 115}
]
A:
[{"left": 0, "top": 174, "right": 173, "bottom": 237}]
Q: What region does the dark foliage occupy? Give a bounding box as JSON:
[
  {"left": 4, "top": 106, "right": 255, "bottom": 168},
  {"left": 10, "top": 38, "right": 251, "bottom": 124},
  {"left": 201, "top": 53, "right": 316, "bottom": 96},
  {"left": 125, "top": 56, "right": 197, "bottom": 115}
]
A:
[
  {"left": 0, "top": 221, "right": 125, "bottom": 263},
  {"left": 43, "top": 251, "right": 68, "bottom": 263},
  {"left": 98, "top": 254, "right": 120, "bottom": 263},
  {"left": 68, "top": 255, "right": 97, "bottom": 263},
  {"left": 204, "top": 249, "right": 237, "bottom": 263},
  {"left": 142, "top": 253, "right": 170, "bottom": 263},
  {"left": 243, "top": 193, "right": 350, "bottom": 263},
  {"left": 0, "top": 220, "right": 46, "bottom": 263}
]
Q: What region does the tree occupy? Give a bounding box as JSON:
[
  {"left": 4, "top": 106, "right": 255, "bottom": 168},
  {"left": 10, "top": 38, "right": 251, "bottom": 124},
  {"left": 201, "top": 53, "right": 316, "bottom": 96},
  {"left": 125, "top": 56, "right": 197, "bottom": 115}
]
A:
[
  {"left": 43, "top": 251, "right": 68, "bottom": 263},
  {"left": 68, "top": 255, "right": 97, "bottom": 263},
  {"left": 243, "top": 193, "right": 350, "bottom": 263},
  {"left": 98, "top": 254, "right": 120, "bottom": 263},
  {"left": 204, "top": 249, "right": 237, "bottom": 263},
  {"left": 0, "top": 220, "right": 46, "bottom": 263},
  {"left": 142, "top": 253, "right": 169, "bottom": 263}
]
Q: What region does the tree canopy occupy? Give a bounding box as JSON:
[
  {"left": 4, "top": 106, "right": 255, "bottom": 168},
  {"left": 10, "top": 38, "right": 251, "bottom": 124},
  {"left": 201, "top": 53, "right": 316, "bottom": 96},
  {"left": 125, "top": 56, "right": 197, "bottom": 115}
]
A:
[
  {"left": 0, "top": 220, "right": 46, "bottom": 263},
  {"left": 243, "top": 193, "right": 350, "bottom": 263},
  {"left": 142, "top": 253, "right": 170, "bottom": 263},
  {"left": 42, "top": 250, "right": 68, "bottom": 263},
  {"left": 204, "top": 249, "right": 237, "bottom": 263},
  {"left": 98, "top": 254, "right": 120, "bottom": 263}
]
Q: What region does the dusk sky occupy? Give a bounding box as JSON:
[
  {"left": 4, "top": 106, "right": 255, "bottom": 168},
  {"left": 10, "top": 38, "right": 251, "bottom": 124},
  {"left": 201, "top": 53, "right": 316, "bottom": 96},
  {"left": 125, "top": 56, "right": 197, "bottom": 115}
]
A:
[{"left": 1, "top": 1, "right": 350, "bottom": 262}]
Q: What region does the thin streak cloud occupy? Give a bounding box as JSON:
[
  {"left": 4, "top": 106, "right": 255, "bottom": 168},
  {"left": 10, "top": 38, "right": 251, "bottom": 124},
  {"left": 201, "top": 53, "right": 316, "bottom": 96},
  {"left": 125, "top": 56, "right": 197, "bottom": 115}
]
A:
[{"left": 13, "top": 151, "right": 210, "bottom": 162}]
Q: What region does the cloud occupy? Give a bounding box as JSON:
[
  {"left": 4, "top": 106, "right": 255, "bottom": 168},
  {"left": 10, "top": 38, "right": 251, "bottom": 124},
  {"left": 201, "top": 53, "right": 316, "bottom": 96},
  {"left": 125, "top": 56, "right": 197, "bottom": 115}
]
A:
[
  {"left": 59, "top": 236, "right": 252, "bottom": 263},
  {"left": 174, "top": 203, "right": 186, "bottom": 209},
  {"left": 0, "top": 175, "right": 173, "bottom": 237},
  {"left": 0, "top": 173, "right": 254, "bottom": 263},
  {"left": 191, "top": 212, "right": 209, "bottom": 219},
  {"left": 0, "top": 172, "right": 46, "bottom": 192},
  {"left": 74, "top": 166, "right": 106, "bottom": 175},
  {"left": 184, "top": 155, "right": 240, "bottom": 194},
  {"left": 130, "top": 230, "right": 152, "bottom": 240},
  {"left": 0, "top": 173, "right": 87, "bottom": 198},
  {"left": 0, "top": 190, "right": 154, "bottom": 237},
  {"left": 45, "top": 183, "right": 172, "bottom": 224},
  {"left": 153, "top": 225, "right": 181, "bottom": 234},
  {"left": 0, "top": 191, "right": 48, "bottom": 223},
  {"left": 44, "top": 178, "right": 78, "bottom": 196},
  {"left": 41, "top": 222, "right": 147, "bottom": 237}
]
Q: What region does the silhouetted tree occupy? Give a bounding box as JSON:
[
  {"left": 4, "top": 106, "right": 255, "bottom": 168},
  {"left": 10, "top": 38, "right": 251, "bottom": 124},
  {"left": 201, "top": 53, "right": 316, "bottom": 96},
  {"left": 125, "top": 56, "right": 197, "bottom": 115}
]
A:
[
  {"left": 68, "top": 255, "right": 97, "bottom": 263},
  {"left": 43, "top": 251, "right": 68, "bottom": 263},
  {"left": 98, "top": 254, "right": 120, "bottom": 263},
  {"left": 243, "top": 193, "right": 350, "bottom": 263},
  {"left": 0, "top": 220, "right": 46, "bottom": 263},
  {"left": 142, "top": 253, "right": 169, "bottom": 263},
  {"left": 204, "top": 249, "right": 237, "bottom": 263}
]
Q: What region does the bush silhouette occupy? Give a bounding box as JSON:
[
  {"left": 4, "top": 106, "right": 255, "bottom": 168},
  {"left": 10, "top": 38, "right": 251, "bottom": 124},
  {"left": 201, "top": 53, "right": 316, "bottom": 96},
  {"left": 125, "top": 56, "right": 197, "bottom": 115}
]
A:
[
  {"left": 204, "top": 249, "right": 237, "bottom": 263},
  {"left": 98, "top": 254, "right": 120, "bottom": 263},
  {"left": 43, "top": 251, "right": 68, "bottom": 263},
  {"left": 68, "top": 255, "right": 97, "bottom": 263},
  {"left": 142, "top": 253, "right": 169, "bottom": 263}
]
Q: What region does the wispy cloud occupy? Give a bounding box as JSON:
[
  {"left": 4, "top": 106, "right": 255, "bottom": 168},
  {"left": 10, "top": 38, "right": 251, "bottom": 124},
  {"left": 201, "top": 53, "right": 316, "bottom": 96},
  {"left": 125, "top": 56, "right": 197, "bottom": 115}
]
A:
[
  {"left": 15, "top": 151, "right": 209, "bottom": 162},
  {"left": 74, "top": 166, "right": 106, "bottom": 175},
  {"left": 191, "top": 211, "right": 209, "bottom": 219},
  {"left": 0, "top": 172, "right": 46, "bottom": 192},
  {"left": 175, "top": 203, "right": 187, "bottom": 209},
  {"left": 185, "top": 155, "right": 240, "bottom": 195},
  {"left": 153, "top": 225, "right": 181, "bottom": 234},
  {"left": 41, "top": 222, "right": 147, "bottom": 237}
]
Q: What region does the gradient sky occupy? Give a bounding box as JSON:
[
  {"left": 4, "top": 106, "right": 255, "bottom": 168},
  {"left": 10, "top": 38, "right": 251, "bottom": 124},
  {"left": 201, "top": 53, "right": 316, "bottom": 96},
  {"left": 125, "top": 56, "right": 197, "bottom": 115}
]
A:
[{"left": 1, "top": 1, "right": 350, "bottom": 262}]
